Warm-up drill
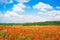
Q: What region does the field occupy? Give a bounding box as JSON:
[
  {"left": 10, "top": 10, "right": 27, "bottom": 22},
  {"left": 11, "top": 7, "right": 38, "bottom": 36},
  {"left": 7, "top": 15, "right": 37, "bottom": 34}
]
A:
[{"left": 0, "top": 26, "right": 60, "bottom": 40}]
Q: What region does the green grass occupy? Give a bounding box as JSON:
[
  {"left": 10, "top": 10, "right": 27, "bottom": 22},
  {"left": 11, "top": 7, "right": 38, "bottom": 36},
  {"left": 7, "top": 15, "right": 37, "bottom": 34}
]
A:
[{"left": 0, "top": 21, "right": 60, "bottom": 26}]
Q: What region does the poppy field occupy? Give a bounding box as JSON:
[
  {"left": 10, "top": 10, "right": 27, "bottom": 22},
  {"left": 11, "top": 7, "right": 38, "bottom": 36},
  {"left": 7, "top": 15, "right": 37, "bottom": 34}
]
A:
[{"left": 0, "top": 26, "right": 60, "bottom": 40}]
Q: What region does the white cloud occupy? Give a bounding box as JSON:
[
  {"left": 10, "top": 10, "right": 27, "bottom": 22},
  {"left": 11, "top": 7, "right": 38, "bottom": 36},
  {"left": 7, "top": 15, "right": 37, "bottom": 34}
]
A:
[
  {"left": 55, "top": 15, "right": 60, "bottom": 19},
  {"left": 15, "top": 0, "right": 29, "bottom": 3},
  {"left": 41, "top": 10, "right": 60, "bottom": 17},
  {"left": 23, "top": 15, "right": 48, "bottom": 22},
  {"left": 0, "top": 0, "right": 31, "bottom": 23},
  {"left": 12, "top": 0, "right": 29, "bottom": 14},
  {"left": 0, "top": 14, "right": 3, "bottom": 17},
  {"left": 33, "top": 2, "right": 53, "bottom": 12},
  {"left": 0, "top": 11, "right": 24, "bottom": 23},
  {"left": 50, "top": 15, "right": 60, "bottom": 21},
  {"left": 0, "top": 1, "right": 60, "bottom": 23},
  {"left": 38, "top": 12, "right": 43, "bottom": 14},
  {"left": 33, "top": 2, "right": 60, "bottom": 21},
  {"left": 44, "top": 10, "right": 60, "bottom": 17},
  {"left": 33, "top": 2, "right": 60, "bottom": 16},
  {"left": 46, "top": 10, "right": 58, "bottom": 16},
  {"left": 0, "top": 11, "right": 48, "bottom": 23},
  {"left": 12, "top": 3, "right": 26, "bottom": 12},
  {"left": 5, "top": 11, "right": 20, "bottom": 17},
  {"left": 55, "top": 15, "right": 60, "bottom": 20}
]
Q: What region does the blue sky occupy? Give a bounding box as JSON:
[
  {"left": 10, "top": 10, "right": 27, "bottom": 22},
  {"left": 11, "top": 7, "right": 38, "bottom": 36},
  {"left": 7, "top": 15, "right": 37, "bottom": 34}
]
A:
[{"left": 0, "top": 0, "right": 60, "bottom": 23}]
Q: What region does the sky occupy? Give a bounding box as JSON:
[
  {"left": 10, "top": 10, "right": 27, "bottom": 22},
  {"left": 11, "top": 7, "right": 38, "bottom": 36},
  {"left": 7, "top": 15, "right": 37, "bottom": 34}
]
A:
[{"left": 0, "top": 0, "right": 60, "bottom": 23}]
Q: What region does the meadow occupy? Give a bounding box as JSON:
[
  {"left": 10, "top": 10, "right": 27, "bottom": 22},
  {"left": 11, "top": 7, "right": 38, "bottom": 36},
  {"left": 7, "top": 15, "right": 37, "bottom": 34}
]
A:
[{"left": 0, "top": 21, "right": 60, "bottom": 40}]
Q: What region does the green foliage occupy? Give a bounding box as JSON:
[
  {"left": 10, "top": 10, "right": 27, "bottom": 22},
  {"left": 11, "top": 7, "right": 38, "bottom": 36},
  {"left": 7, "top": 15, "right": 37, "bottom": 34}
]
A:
[{"left": 0, "top": 21, "right": 60, "bottom": 26}]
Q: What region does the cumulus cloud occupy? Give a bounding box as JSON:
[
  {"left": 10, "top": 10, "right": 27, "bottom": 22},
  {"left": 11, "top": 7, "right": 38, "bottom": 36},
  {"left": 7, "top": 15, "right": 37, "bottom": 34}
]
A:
[
  {"left": 12, "top": 3, "right": 26, "bottom": 12},
  {"left": 0, "top": 1, "right": 60, "bottom": 23},
  {"left": 33, "top": 2, "right": 60, "bottom": 21},
  {"left": 47, "top": 10, "right": 60, "bottom": 17},
  {"left": 23, "top": 15, "right": 48, "bottom": 22},
  {"left": 0, "top": 0, "right": 31, "bottom": 23},
  {"left": 33, "top": 2, "right": 60, "bottom": 16},
  {"left": 33, "top": 2, "right": 53, "bottom": 12},
  {"left": 0, "top": 11, "right": 48, "bottom": 23},
  {"left": 5, "top": 11, "right": 20, "bottom": 17},
  {"left": 0, "top": 11, "right": 23, "bottom": 23},
  {"left": 40, "top": 9, "right": 60, "bottom": 17}
]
